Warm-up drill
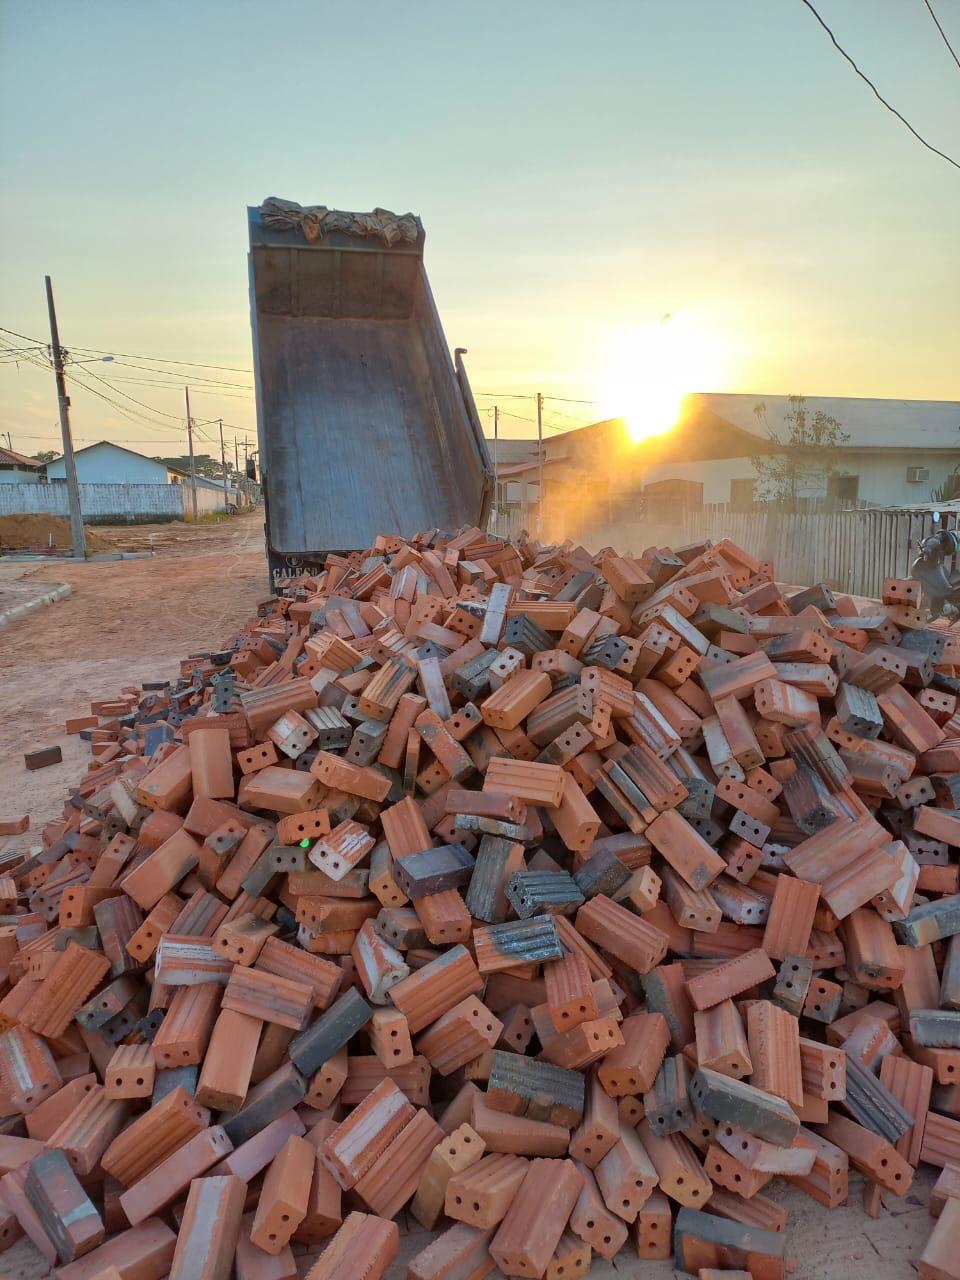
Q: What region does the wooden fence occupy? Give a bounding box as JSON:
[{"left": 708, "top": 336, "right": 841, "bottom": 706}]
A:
[
  {"left": 489, "top": 500, "right": 958, "bottom": 600},
  {"left": 680, "top": 506, "right": 952, "bottom": 598}
]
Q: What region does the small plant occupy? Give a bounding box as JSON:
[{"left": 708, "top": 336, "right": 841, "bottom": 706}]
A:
[
  {"left": 931, "top": 466, "right": 960, "bottom": 505},
  {"left": 750, "top": 396, "right": 849, "bottom": 509}
]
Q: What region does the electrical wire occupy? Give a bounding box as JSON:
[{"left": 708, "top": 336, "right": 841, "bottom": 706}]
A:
[
  {"left": 495, "top": 407, "right": 568, "bottom": 434},
  {"left": 64, "top": 343, "right": 253, "bottom": 373},
  {"left": 62, "top": 366, "right": 188, "bottom": 437},
  {"left": 923, "top": 0, "right": 960, "bottom": 71},
  {"left": 94, "top": 359, "right": 254, "bottom": 390},
  {"left": 0, "top": 325, "right": 45, "bottom": 346},
  {"left": 0, "top": 329, "right": 259, "bottom": 442},
  {"left": 798, "top": 0, "right": 960, "bottom": 171},
  {"left": 104, "top": 377, "right": 252, "bottom": 400},
  {"left": 541, "top": 405, "right": 596, "bottom": 425},
  {"left": 74, "top": 363, "right": 187, "bottom": 420},
  {"left": 474, "top": 391, "right": 537, "bottom": 400}
]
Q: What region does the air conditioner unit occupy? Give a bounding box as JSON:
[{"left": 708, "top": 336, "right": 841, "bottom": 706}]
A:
[{"left": 907, "top": 466, "right": 929, "bottom": 483}]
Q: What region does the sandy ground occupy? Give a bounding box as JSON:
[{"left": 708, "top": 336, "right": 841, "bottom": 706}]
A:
[
  {"left": 0, "top": 511, "right": 267, "bottom": 836},
  {"left": 0, "top": 511, "right": 938, "bottom": 1277}
]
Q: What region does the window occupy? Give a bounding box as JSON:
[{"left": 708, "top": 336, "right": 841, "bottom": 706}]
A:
[
  {"left": 729, "top": 478, "right": 756, "bottom": 508},
  {"left": 827, "top": 474, "right": 859, "bottom": 502}
]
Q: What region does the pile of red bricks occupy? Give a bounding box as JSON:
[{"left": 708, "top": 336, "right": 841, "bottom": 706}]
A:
[{"left": 2, "top": 525, "right": 960, "bottom": 1280}]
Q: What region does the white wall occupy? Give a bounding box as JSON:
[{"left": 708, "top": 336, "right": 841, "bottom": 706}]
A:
[
  {"left": 831, "top": 451, "right": 957, "bottom": 505},
  {"left": 0, "top": 482, "right": 229, "bottom": 521},
  {"left": 47, "top": 442, "right": 169, "bottom": 485},
  {"left": 638, "top": 450, "right": 958, "bottom": 506},
  {"left": 0, "top": 468, "right": 40, "bottom": 484},
  {"left": 639, "top": 456, "right": 754, "bottom": 504}
]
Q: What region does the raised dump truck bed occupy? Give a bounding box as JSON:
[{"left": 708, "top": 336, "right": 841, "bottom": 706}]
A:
[{"left": 248, "top": 199, "right": 493, "bottom": 581}]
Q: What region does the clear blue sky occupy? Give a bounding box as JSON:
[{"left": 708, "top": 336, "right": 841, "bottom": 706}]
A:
[{"left": 1, "top": 0, "right": 958, "bottom": 455}]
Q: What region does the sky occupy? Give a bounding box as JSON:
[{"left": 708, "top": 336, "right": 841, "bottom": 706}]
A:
[{"left": 1, "top": 0, "right": 958, "bottom": 458}]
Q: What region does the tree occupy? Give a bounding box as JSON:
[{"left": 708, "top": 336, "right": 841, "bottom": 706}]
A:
[
  {"left": 152, "top": 454, "right": 234, "bottom": 481},
  {"left": 31, "top": 450, "right": 59, "bottom": 464},
  {"left": 750, "top": 396, "right": 850, "bottom": 508}
]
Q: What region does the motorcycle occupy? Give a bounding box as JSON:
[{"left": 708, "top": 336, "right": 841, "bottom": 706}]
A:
[{"left": 911, "top": 512, "right": 960, "bottom": 619}]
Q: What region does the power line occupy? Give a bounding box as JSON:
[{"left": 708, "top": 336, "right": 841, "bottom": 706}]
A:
[
  {"left": 0, "top": 328, "right": 259, "bottom": 442},
  {"left": 105, "top": 377, "right": 252, "bottom": 399},
  {"left": 923, "top": 0, "right": 960, "bottom": 71},
  {"left": 0, "top": 325, "right": 46, "bottom": 345},
  {"left": 798, "top": 0, "right": 960, "bottom": 171},
  {"left": 475, "top": 391, "right": 537, "bottom": 400},
  {"left": 98, "top": 359, "right": 254, "bottom": 390},
  {"left": 62, "top": 370, "right": 188, "bottom": 440},
  {"left": 474, "top": 391, "right": 602, "bottom": 405},
  {"left": 75, "top": 363, "right": 187, "bottom": 421},
  {"left": 67, "top": 343, "right": 253, "bottom": 373},
  {"left": 495, "top": 407, "right": 568, "bottom": 434},
  {"left": 541, "top": 405, "right": 595, "bottom": 425}
]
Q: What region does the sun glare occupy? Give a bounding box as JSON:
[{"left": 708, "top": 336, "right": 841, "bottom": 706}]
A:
[{"left": 599, "top": 313, "right": 726, "bottom": 445}]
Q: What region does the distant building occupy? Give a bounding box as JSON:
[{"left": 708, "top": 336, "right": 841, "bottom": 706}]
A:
[
  {"left": 485, "top": 437, "right": 540, "bottom": 510},
  {"left": 665, "top": 394, "right": 960, "bottom": 509},
  {"left": 46, "top": 440, "right": 186, "bottom": 486},
  {"left": 490, "top": 395, "right": 960, "bottom": 539},
  {"left": 0, "top": 446, "right": 43, "bottom": 484},
  {"left": 45, "top": 440, "right": 245, "bottom": 506}
]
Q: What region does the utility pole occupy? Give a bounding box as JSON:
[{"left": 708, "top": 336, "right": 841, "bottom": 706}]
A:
[
  {"left": 492, "top": 405, "right": 499, "bottom": 528},
  {"left": 218, "top": 419, "right": 228, "bottom": 506},
  {"left": 45, "top": 276, "right": 86, "bottom": 559},
  {"left": 185, "top": 387, "right": 198, "bottom": 521},
  {"left": 234, "top": 437, "right": 239, "bottom": 477},
  {"left": 536, "top": 392, "right": 544, "bottom": 539}
]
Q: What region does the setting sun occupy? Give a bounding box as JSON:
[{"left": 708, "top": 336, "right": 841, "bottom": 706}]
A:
[{"left": 599, "top": 313, "right": 728, "bottom": 444}]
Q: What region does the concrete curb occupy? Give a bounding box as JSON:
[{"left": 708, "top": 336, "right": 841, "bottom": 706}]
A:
[
  {"left": 0, "top": 582, "right": 71, "bottom": 627},
  {"left": 0, "top": 550, "right": 154, "bottom": 564}
]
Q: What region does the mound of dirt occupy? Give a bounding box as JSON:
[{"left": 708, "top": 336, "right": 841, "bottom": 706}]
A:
[{"left": 0, "top": 515, "right": 112, "bottom": 553}]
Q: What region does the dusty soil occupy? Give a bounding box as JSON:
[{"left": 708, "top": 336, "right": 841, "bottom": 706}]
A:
[
  {"left": 0, "top": 513, "right": 113, "bottom": 553},
  {"left": 0, "top": 510, "right": 267, "bottom": 835}
]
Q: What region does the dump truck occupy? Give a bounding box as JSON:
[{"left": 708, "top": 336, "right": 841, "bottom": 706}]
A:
[{"left": 248, "top": 198, "right": 494, "bottom": 582}]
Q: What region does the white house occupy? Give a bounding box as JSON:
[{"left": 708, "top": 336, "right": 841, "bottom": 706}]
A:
[
  {"left": 492, "top": 395, "right": 960, "bottom": 521},
  {"left": 45, "top": 441, "right": 186, "bottom": 486},
  {"left": 642, "top": 394, "right": 960, "bottom": 508},
  {"left": 0, "top": 446, "right": 43, "bottom": 484}
]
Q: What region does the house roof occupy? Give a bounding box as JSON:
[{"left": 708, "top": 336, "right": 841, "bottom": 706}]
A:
[
  {"left": 485, "top": 437, "right": 539, "bottom": 469},
  {"left": 691, "top": 393, "right": 960, "bottom": 450},
  {"left": 508, "top": 394, "right": 960, "bottom": 467},
  {"left": 46, "top": 440, "right": 191, "bottom": 477},
  {"left": 497, "top": 462, "right": 537, "bottom": 478},
  {"left": 0, "top": 446, "right": 41, "bottom": 468}
]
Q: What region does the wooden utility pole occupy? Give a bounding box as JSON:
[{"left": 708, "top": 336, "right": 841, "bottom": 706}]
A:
[
  {"left": 234, "top": 437, "right": 239, "bottom": 477},
  {"left": 185, "top": 387, "right": 198, "bottom": 520},
  {"left": 536, "top": 391, "right": 544, "bottom": 538},
  {"left": 45, "top": 276, "right": 86, "bottom": 559},
  {"left": 492, "top": 404, "right": 499, "bottom": 528}
]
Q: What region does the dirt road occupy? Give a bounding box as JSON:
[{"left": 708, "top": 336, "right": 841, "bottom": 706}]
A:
[{"left": 0, "top": 511, "right": 267, "bottom": 832}]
